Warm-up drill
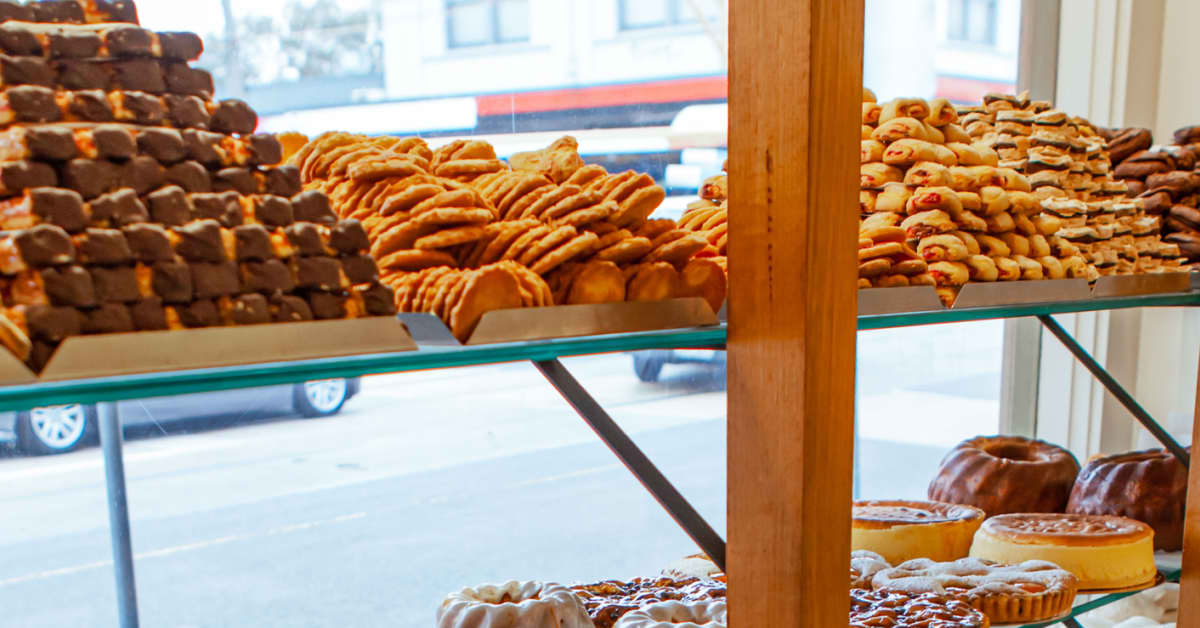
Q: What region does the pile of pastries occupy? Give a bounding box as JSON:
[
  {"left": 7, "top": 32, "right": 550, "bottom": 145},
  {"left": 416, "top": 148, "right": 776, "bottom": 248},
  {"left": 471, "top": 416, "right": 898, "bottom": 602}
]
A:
[
  {"left": 287, "top": 134, "right": 727, "bottom": 340},
  {"left": 1102, "top": 125, "right": 1200, "bottom": 264},
  {"left": 851, "top": 435, "right": 1188, "bottom": 624},
  {"left": 0, "top": 0, "right": 394, "bottom": 370},
  {"left": 859, "top": 90, "right": 1185, "bottom": 304}
]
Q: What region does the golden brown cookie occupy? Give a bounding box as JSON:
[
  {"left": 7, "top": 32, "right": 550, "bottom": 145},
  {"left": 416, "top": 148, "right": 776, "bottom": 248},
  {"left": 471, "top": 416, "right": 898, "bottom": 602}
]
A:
[
  {"left": 645, "top": 232, "right": 708, "bottom": 265},
  {"left": 678, "top": 258, "right": 727, "bottom": 313},
  {"left": 626, "top": 262, "right": 679, "bottom": 301},
  {"left": 411, "top": 207, "right": 494, "bottom": 226},
  {"left": 372, "top": 221, "right": 438, "bottom": 257},
  {"left": 500, "top": 224, "right": 552, "bottom": 261},
  {"left": 449, "top": 265, "right": 523, "bottom": 341},
  {"left": 557, "top": 200, "right": 616, "bottom": 227},
  {"left": 380, "top": 183, "right": 445, "bottom": 216},
  {"left": 593, "top": 236, "right": 653, "bottom": 264},
  {"left": 435, "top": 158, "right": 507, "bottom": 181},
  {"left": 530, "top": 231, "right": 601, "bottom": 275},
  {"left": 565, "top": 260, "right": 625, "bottom": 304},
  {"left": 565, "top": 164, "right": 608, "bottom": 187},
  {"left": 542, "top": 189, "right": 604, "bottom": 220},
  {"left": 414, "top": 225, "right": 489, "bottom": 250},
  {"left": 517, "top": 225, "right": 578, "bottom": 267}
]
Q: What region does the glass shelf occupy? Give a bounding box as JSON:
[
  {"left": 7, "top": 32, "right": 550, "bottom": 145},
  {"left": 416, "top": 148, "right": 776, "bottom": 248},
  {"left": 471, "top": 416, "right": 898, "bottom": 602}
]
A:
[{"left": 2, "top": 289, "right": 1198, "bottom": 411}]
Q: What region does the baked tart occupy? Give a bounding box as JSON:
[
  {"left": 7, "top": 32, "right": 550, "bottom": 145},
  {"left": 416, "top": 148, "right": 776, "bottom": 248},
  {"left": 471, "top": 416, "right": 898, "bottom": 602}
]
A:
[{"left": 850, "top": 588, "right": 989, "bottom": 627}]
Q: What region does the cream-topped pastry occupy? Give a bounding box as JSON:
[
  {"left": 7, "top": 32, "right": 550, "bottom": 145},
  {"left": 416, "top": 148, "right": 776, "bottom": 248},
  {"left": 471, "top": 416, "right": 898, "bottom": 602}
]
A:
[
  {"left": 851, "top": 500, "right": 986, "bottom": 565},
  {"left": 969, "top": 513, "right": 1155, "bottom": 590}
]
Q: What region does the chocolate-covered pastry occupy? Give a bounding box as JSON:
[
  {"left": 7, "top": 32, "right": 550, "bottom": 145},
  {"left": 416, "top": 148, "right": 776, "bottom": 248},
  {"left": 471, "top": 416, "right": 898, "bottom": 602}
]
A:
[
  {"left": 1165, "top": 231, "right": 1200, "bottom": 259},
  {"left": 23, "top": 304, "right": 82, "bottom": 341},
  {"left": 111, "top": 59, "right": 165, "bottom": 93},
  {"left": 213, "top": 168, "right": 256, "bottom": 195},
  {"left": 172, "top": 219, "right": 227, "bottom": 262},
  {"left": 0, "top": 54, "right": 53, "bottom": 86},
  {"left": 53, "top": 58, "right": 108, "bottom": 90},
  {"left": 209, "top": 99, "right": 256, "bottom": 135},
  {"left": 30, "top": 187, "right": 88, "bottom": 232},
  {"left": 229, "top": 293, "right": 269, "bottom": 325},
  {"left": 47, "top": 30, "right": 101, "bottom": 58},
  {"left": 270, "top": 294, "right": 312, "bottom": 322},
  {"left": 180, "top": 129, "right": 222, "bottom": 164},
  {"left": 60, "top": 158, "right": 118, "bottom": 198},
  {"left": 5, "top": 85, "right": 60, "bottom": 122},
  {"left": 26, "top": 339, "right": 54, "bottom": 371},
  {"left": 265, "top": 166, "right": 301, "bottom": 197},
  {"left": 120, "top": 155, "right": 165, "bottom": 195},
  {"left": 82, "top": 303, "right": 133, "bottom": 334},
  {"left": 42, "top": 265, "right": 96, "bottom": 306},
  {"left": 150, "top": 259, "right": 191, "bottom": 303},
  {"left": 145, "top": 185, "right": 190, "bottom": 226},
  {"left": 0, "top": 127, "right": 77, "bottom": 162},
  {"left": 67, "top": 89, "right": 115, "bottom": 121},
  {"left": 176, "top": 298, "right": 219, "bottom": 328},
  {"left": 189, "top": 261, "right": 239, "bottom": 299},
  {"left": 121, "top": 223, "right": 172, "bottom": 262},
  {"left": 1175, "top": 126, "right": 1200, "bottom": 146},
  {"left": 164, "top": 94, "right": 209, "bottom": 129},
  {"left": 1164, "top": 145, "right": 1198, "bottom": 171},
  {"left": 89, "top": 188, "right": 147, "bottom": 225},
  {"left": 294, "top": 256, "right": 345, "bottom": 291},
  {"left": 189, "top": 191, "right": 241, "bottom": 227},
  {"left": 1138, "top": 191, "right": 1172, "bottom": 216},
  {"left": 284, "top": 222, "right": 331, "bottom": 256},
  {"left": 90, "top": 125, "right": 137, "bottom": 160},
  {"left": 1127, "top": 179, "right": 1146, "bottom": 196},
  {"left": 246, "top": 134, "right": 281, "bottom": 166},
  {"left": 102, "top": 24, "right": 154, "bottom": 56},
  {"left": 353, "top": 281, "right": 395, "bottom": 316},
  {"left": 308, "top": 291, "right": 347, "bottom": 320},
  {"left": 1169, "top": 204, "right": 1200, "bottom": 231},
  {"left": 112, "top": 89, "right": 164, "bottom": 124},
  {"left": 0, "top": 3, "right": 35, "bottom": 25},
  {"left": 290, "top": 190, "right": 335, "bottom": 226},
  {"left": 0, "top": 160, "right": 57, "bottom": 194},
  {"left": 75, "top": 228, "right": 132, "bottom": 265},
  {"left": 241, "top": 259, "right": 294, "bottom": 294},
  {"left": 89, "top": 265, "right": 138, "bottom": 303},
  {"left": 14, "top": 224, "right": 74, "bottom": 268},
  {"left": 137, "top": 127, "right": 185, "bottom": 164},
  {"left": 158, "top": 32, "right": 203, "bottom": 61},
  {"left": 330, "top": 219, "right": 369, "bottom": 254},
  {"left": 164, "top": 160, "right": 209, "bottom": 193},
  {"left": 252, "top": 195, "right": 292, "bottom": 227},
  {"left": 32, "top": 1, "right": 86, "bottom": 24},
  {"left": 90, "top": 0, "right": 140, "bottom": 25},
  {"left": 232, "top": 224, "right": 273, "bottom": 262},
  {"left": 163, "top": 63, "right": 212, "bottom": 97},
  {"left": 1146, "top": 171, "right": 1198, "bottom": 199},
  {"left": 340, "top": 254, "right": 379, "bottom": 284},
  {"left": 129, "top": 297, "right": 167, "bottom": 330}
]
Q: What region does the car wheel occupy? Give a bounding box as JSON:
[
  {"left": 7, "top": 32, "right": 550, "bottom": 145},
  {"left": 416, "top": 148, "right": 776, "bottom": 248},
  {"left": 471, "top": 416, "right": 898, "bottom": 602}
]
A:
[
  {"left": 293, "top": 379, "right": 350, "bottom": 417},
  {"left": 633, "top": 351, "right": 668, "bottom": 383},
  {"left": 17, "top": 404, "right": 97, "bottom": 455}
]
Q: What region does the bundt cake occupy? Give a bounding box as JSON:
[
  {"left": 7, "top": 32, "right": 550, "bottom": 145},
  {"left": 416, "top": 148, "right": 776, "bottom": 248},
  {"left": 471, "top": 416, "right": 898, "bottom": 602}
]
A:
[
  {"left": 612, "top": 600, "right": 726, "bottom": 628},
  {"left": 928, "top": 435, "right": 1080, "bottom": 516},
  {"left": 437, "top": 581, "right": 593, "bottom": 628},
  {"left": 1066, "top": 448, "right": 1188, "bottom": 551}
]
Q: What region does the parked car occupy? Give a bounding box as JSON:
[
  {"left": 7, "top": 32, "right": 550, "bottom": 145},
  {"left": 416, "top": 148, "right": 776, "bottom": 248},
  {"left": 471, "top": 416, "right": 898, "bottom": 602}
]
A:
[
  {"left": 0, "top": 378, "right": 360, "bottom": 455},
  {"left": 632, "top": 350, "right": 726, "bottom": 383}
]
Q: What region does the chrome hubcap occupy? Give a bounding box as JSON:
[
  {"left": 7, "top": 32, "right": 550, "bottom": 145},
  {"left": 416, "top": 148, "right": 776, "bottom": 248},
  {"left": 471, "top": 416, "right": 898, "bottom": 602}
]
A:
[
  {"left": 30, "top": 404, "right": 86, "bottom": 449},
  {"left": 303, "top": 380, "right": 347, "bottom": 413}
]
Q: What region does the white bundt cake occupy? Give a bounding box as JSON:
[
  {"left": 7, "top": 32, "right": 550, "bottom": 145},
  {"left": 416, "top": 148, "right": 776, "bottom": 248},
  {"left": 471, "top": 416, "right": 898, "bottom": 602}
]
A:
[
  {"left": 613, "top": 600, "right": 727, "bottom": 628},
  {"left": 661, "top": 554, "right": 722, "bottom": 580},
  {"left": 437, "top": 581, "right": 592, "bottom": 628}
]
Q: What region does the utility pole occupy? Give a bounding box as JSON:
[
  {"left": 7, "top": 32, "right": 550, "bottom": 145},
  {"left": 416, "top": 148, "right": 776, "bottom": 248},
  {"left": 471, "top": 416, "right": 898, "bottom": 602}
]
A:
[{"left": 221, "top": 0, "right": 245, "bottom": 98}]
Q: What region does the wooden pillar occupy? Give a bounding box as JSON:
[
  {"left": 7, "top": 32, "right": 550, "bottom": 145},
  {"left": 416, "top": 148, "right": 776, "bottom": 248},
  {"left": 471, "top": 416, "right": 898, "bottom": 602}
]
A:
[
  {"left": 727, "top": 0, "right": 863, "bottom": 625},
  {"left": 1181, "top": 353, "right": 1200, "bottom": 628}
]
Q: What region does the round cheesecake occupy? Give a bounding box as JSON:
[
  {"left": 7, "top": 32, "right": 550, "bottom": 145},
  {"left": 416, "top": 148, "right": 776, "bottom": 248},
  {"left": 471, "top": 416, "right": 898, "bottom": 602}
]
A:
[
  {"left": 969, "top": 513, "right": 1155, "bottom": 590},
  {"left": 852, "top": 499, "right": 986, "bottom": 565}
]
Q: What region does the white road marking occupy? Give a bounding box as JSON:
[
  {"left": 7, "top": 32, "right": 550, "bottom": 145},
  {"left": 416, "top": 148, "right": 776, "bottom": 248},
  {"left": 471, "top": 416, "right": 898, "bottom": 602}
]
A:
[
  {"left": 0, "top": 512, "right": 367, "bottom": 587},
  {"left": 507, "top": 464, "right": 621, "bottom": 489}
]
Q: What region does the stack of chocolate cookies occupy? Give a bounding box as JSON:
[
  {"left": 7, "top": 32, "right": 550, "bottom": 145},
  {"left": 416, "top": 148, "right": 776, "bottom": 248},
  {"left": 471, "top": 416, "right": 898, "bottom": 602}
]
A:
[
  {"left": 0, "top": 0, "right": 394, "bottom": 371},
  {"left": 1105, "top": 126, "right": 1200, "bottom": 265}
]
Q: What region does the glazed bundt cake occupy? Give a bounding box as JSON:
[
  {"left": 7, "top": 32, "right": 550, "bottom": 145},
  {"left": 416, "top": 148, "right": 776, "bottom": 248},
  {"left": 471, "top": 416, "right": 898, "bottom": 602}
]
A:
[
  {"left": 437, "top": 581, "right": 593, "bottom": 628},
  {"left": 928, "top": 435, "right": 1080, "bottom": 516},
  {"left": 1067, "top": 448, "right": 1188, "bottom": 551}
]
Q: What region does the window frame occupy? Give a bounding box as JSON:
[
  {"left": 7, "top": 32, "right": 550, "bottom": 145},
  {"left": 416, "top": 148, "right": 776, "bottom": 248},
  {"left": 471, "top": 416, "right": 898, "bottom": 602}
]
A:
[
  {"left": 945, "top": 0, "right": 999, "bottom": 47},
  {"left": 444, "top": 0, "right": 530, "bottom": 49},
  {"left": 617, "top": 0, "right": 702, "bottom": 32}
]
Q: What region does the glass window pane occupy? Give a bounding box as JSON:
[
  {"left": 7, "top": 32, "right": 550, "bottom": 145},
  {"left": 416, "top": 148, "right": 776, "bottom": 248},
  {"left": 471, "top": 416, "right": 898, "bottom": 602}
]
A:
[
  {"left": 496, "top": 0, "right": 530, "bottom": 43},
  {"left": 448, "top": 2, "right": 494, "bottom": 47},
  {"left": 620, "top": 0, "right": 670, "bottom": 29}
]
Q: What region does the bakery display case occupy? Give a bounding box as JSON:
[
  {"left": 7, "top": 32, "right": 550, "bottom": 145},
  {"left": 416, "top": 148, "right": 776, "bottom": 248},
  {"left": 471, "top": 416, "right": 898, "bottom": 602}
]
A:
[{"left": 0, "top": 0, "right": 1198, "bottom": 626}]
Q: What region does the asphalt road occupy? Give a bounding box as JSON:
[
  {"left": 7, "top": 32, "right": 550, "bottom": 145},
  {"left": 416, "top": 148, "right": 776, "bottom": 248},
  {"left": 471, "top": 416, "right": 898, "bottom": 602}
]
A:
[{"left": 0, "top": 350, "right": 968, "bottom": 627}]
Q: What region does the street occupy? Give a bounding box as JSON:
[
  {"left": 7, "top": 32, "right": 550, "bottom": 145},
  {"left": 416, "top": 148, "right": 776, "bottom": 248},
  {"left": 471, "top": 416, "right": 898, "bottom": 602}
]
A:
[{"left": 0, "top": 337, "right": 999, "bottom": 627}]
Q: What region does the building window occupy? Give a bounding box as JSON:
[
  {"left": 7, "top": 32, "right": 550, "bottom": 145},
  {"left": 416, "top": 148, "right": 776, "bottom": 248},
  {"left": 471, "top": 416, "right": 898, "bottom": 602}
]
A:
[
  {"left": 946, "top": 0, "right": 997, "bottom": 46},
  {"left": 446, "top": 0, "right": 530, "bottom": 48},
  {"left": 619, "top": 0, "right": 710, "bottom": 31}
]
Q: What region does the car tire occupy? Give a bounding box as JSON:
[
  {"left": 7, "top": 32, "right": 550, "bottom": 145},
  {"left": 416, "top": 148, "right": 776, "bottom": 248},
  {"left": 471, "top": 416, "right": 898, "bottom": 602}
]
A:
[
  {"left": 17, "top": 404, "right": 98, "bottom": 455},
  {"left": 293, "top": 379, "right": 350, "bottom": 417},
  {"left": 633, "top": 351, "right": 668, "bottom": 383}
]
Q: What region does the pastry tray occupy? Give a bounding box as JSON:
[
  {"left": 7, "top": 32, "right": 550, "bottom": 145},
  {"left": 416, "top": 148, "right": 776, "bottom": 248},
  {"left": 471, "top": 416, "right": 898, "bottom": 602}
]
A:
[
  {"left": 1077, "top": 570, "right": 1165, "bottom": 595},
  {"left": 401, "top": 297, "right": 719, "bottom": 346},
  {"left": 0, "top": 316, "right": 418, "bottom": 383}
]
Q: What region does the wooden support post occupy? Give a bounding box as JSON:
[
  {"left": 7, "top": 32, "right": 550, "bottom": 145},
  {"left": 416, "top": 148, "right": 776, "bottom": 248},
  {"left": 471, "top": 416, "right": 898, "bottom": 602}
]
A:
[
  {"left": 727, "top": 0, "right": 863, "bottom": 625},
  {"left": 1181, "top": 351, "right": 1200, "bottom": 627}
]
